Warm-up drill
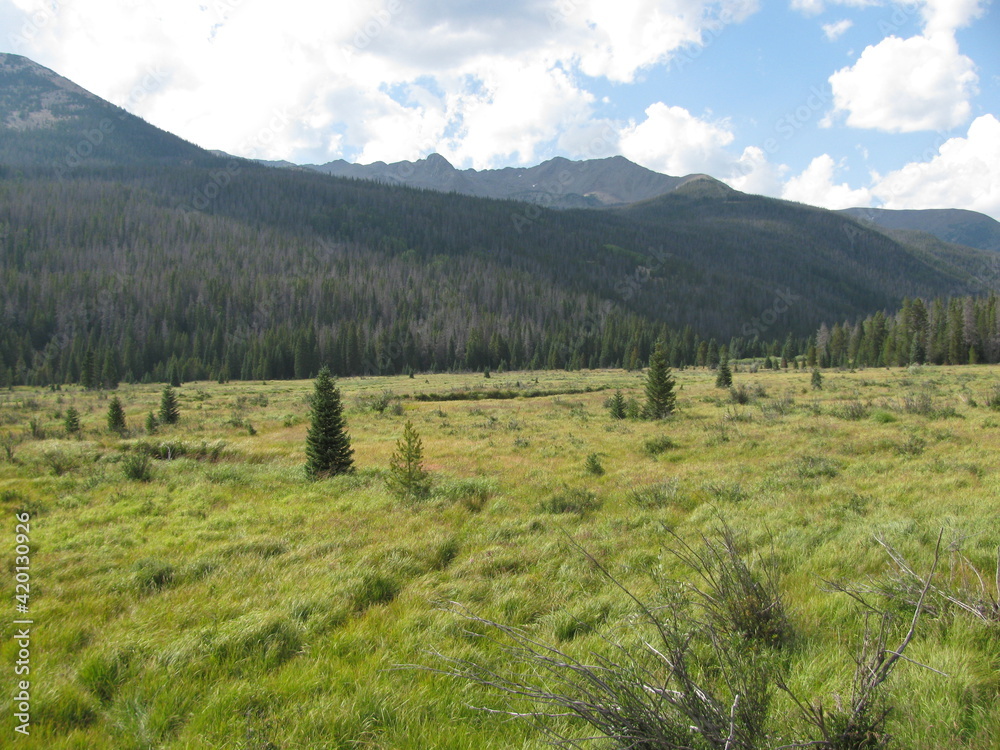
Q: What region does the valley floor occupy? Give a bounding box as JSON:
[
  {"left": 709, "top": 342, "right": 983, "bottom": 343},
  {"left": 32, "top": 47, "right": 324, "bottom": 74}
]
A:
[{"left": 1, "top": 365, "right": 998, "bottom": 748}]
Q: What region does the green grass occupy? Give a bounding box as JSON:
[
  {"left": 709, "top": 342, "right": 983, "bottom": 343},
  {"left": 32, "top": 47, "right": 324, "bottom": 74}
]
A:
[{"left": 1, "top": 365, "right": 999, "bottom": 748}]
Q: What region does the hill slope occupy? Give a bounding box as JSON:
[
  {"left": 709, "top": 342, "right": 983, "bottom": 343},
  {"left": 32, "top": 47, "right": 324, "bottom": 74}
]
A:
[
  {"left": 0, "top": 52, "right": 214, "bottom": 168},
  {"left": 839, "top": 207, "right": 1000, "bottom": 254}
]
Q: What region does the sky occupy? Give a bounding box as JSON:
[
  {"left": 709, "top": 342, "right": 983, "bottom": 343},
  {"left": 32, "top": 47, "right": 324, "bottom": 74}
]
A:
[{"left": 1, "top": 0, "right": 998, "bottom": 218}]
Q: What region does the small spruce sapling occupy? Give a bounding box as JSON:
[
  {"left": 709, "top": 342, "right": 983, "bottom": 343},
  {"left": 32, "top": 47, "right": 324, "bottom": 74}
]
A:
[
  {"left": 159, "top": 385, "right": 180, "bottom": 424},
  {"left": 608, "top": 390, "right": 627, "bottom": 420},
  {"left": 387, "top": 420, "right": 431, "bottom": 500},
  {"left": 64, "top": 406, "right": 80, "bottom": 435},
  {"left": 107, "top": 396, "right": 126, "bottom": 434},
  {"left": 715, "top": 355, "right": 733, "bottom": 389},
  {"left": 305, "top": 367, "right": 354, "bottom": 479}
]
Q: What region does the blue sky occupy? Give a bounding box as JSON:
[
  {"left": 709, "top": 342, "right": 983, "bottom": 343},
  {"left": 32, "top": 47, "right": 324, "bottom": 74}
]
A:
[{"left": 1, "top": 0, "right": 998, "bottom": 218}]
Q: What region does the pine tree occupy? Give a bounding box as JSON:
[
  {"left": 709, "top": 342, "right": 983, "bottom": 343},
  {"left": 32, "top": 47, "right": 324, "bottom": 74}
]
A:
[
  {"left": 101, "top": 349, "right": 120, "bottom": 389},
  {"left": 81, "top": 350, "right": 96, "bottom": 390},
  {"left": 811, "top": 369, "right": 823, "bottom": 390},
  {"left": 305, "top": 367, "right": 354, "bottom": 479},
  {"left": 168, "top": 360, "right": 182, "bottom": 388},
  {"left": 386, "top": 420, "right": 430, "bottom": 500},
  {"left": 65, "top": 406, "right": 80, "bottom": 435},
  {"left": 145, "top": 411, "right": 158, "bottom": 434},
  {"left": 107, "top": 396, "right": 126, "bottom": 434},
  {"left": 159, "top": 385, "right": 180, "bottom": 424},
  {"left": 715, "top": 355, "right": 733, "bottom": 389},
  {"left": 643, "top": 340, "right": 677, "bottom": 419},
  {"left": 608, "top": 389, "right": 627, "bottom": 419}
]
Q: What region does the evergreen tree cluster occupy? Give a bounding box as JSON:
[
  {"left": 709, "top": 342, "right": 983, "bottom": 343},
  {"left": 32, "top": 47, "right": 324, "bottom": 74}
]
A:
[{"left": 813, "top": 295, "right": 1000, "bottom": 368}]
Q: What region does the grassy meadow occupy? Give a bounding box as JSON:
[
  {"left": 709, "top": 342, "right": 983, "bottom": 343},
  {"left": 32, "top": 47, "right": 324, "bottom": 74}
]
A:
[{"left": 1, "top": 365, "right": 999, "bottom": 748}]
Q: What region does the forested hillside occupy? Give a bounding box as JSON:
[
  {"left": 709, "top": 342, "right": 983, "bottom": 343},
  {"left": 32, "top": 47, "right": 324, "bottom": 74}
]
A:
[{"left": 3, "top": 54, "right": 1000, "bottom": 386}]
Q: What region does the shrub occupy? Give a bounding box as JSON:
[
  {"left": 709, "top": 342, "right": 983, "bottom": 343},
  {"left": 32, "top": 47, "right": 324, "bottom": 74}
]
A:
[
  {"left": 896, "top": 433, "right": 926, "bottom": 456},
  {"left": 730, "top": 383, "right": 753, "bottom": 404},
  {"left": 900, "top": 392, "right": 934, "bottom": 415},
  {"left": 643, "top": 435, "right": 677, "bottom": 456},
  {"left": 584, "top": 452, "right": 604, "bottom": 476},
  {"left": 985, "top": 385, "right": 1000, "bottom": 411},
  {"left": 436, "top": 525, "right": 931, "bottom": 750},
  {"left": 28, "top": 417, "right": 46, "bottom": 440},
  {"left": 121, "top": 452, "right": 153, "bottom": 482},
  {"left": 835, "top": 400, "right": 869, "bottom": 420},
  {"left": 42, "top": 449, "right": 75, "bottom": 476}
]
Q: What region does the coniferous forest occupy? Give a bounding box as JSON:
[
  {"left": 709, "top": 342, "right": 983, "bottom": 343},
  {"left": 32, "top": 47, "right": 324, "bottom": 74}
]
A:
[{"left": 2, "top": 160, "right": 1000, "bottom": 388}]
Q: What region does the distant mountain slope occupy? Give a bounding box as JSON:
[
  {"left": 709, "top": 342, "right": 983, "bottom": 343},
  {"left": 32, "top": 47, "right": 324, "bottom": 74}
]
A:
[
  {"left": 0, "top": 52, "right": 214, "bottom": 167},
  {"left": 302, "top": 153, "right": 702, "bottom": 207},
  {"left": 839, "top": 207, "right": 1000, "bottom": 254}
]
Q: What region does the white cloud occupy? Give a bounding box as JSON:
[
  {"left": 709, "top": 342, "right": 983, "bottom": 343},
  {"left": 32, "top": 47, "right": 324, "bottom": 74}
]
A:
[
  {"left": 828, "top": 33, "right": 978, "bottom": 132},
  {"left": 2, "top": 0, "right": 761, "bottom": 165},
  {"left": 726, "top": 146, "right": 788, "bottom": 196},
  {"left": 790, "top": 0, "right": 824, "bottom": 14},
  {"left": 872, "top": 114, "right": 1000, "bottom": 219},
  {"left": 619, "top": 103, "right": 735, "bottom": 176},
  {"left": 570, "top": 0, "right": 760, "bottom": 83},
  {"left": 782, "top": 154, "right": 873, "bottom": 209},
  {"left": 919, "top": 0, "right": 986, "bottom": 36},
  {"left": 789, "top": 0, "right": 878, "bottom": 16},
  {"left": 793, "top": 1, "right": 985, "bottom": 36},
  {"left": 822, "top": 19, "right": 852, "bottom": 41},
  {"left": 440, "top": 61, "right": 597, "bottom": 168}
]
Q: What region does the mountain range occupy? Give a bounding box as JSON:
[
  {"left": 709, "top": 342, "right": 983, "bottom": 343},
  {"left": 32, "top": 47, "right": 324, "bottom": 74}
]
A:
[
  {"left": 2, "top": 51, "right": 999, "bottom": 385},
  {"left": 241, "top": 151, "right": 1000, "bottom": 254}
]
